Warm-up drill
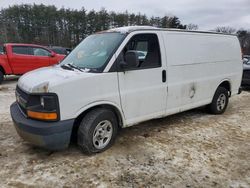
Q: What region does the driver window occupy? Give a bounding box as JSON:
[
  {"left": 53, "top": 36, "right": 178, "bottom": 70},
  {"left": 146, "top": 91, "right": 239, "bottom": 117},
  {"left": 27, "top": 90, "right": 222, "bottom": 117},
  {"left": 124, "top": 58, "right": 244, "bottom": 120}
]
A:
[
  {"left": 118, "top": 33, "right": 161, "bottom": 70},
  {"left": 32, "top": 47, "right": 50, "bottom": 57}
]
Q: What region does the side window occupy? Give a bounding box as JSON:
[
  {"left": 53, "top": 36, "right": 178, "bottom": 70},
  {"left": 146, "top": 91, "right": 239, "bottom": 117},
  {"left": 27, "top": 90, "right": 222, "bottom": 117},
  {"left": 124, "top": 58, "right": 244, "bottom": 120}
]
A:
[
  {"left": 32, "top": 47, "right": 50, "bottom": 57},
  {"left": 135, "top": 41, "right": 148, "bottom": 61},
  {"left": 118, "top": 34, "right": 161, "bottom": 70},
  {"left": 12, "top": 46, "right": 32, "bottom": 55}
]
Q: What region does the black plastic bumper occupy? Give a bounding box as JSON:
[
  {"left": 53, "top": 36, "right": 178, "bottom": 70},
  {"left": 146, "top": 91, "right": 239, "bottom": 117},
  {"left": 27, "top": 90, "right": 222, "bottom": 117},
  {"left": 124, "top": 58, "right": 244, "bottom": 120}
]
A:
[
  {"left": 238, "top": 87, "right": 242, "bottom": 94},
  {"left": 10, "top": 102, "right": 74, "bottom": 150},
  {"left": 241, "top": 78, "right": 250, "bottom": 86},
  {"left": 242, "top": 70, "right": 250, "bottom": 86}
]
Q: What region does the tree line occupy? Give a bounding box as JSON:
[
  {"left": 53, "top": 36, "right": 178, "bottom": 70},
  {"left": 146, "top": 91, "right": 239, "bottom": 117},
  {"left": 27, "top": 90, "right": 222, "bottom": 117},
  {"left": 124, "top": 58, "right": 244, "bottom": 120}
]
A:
[
  {"left": 0, "top": 4, "right": 249, "bottom": 55},
  {"left": 0, "top": 4, "right": 189, "bottom": 47}
]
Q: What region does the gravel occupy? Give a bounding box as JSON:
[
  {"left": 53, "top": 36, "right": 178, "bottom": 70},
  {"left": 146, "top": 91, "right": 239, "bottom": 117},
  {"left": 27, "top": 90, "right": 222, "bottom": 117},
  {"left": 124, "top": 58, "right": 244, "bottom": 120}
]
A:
[{"left": 0, "top": 77, "right": 249, "bottom": 188}]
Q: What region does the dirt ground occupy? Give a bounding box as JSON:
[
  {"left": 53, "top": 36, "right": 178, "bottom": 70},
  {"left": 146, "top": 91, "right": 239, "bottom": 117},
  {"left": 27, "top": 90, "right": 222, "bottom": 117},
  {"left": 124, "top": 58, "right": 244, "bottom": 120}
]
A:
[{"left": 0, "top": 76, "right": 250, "bottom": 188}]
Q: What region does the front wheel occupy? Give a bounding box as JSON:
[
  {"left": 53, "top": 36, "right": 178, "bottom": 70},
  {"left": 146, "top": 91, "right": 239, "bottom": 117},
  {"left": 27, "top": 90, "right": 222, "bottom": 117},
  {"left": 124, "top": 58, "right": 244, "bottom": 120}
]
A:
[
  {"left": 208, "top": 87, "right": 229, "bottom": 114},
  {"left": 77, "top": 108, "right": 118, "bottom": 154}
]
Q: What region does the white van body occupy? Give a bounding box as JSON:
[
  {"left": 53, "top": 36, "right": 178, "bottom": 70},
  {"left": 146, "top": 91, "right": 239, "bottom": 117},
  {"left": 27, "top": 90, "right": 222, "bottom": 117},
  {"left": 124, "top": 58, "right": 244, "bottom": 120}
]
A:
[{"left": 12, "top": 26, "right": 243, "bottom": 151}]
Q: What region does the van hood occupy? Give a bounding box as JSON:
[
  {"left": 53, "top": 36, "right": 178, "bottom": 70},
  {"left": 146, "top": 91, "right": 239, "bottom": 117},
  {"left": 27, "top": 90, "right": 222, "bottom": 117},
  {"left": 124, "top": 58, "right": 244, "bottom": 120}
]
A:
[{"left": 18, "top": 66, "right": 91, "bottom": 93}]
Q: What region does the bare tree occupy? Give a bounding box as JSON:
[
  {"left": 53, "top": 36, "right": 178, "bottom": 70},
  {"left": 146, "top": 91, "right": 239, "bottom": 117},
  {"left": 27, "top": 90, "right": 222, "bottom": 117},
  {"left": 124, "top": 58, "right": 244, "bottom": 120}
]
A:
[
  {"left": 237, "top": 29, "right": 250, "bottom": 55},
  {"left": 215, "top": 26, "right": 236, "bottom": 34},
  {"left": 186, "top": 24, "right": 198, "bottom": 31}
]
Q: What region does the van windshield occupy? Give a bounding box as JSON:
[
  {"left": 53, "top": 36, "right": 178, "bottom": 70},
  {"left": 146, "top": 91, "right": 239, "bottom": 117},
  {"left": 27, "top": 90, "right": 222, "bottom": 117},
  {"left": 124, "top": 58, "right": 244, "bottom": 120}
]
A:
[{"left": 60, "top": 32, "right": 125, "bottom": 72}]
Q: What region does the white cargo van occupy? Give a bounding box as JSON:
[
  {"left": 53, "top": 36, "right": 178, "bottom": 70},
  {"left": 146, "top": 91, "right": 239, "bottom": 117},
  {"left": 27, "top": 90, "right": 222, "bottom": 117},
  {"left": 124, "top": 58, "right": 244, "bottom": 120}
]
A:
[{"left": 10, "top": 26, "right": 243, "bottom": 153}]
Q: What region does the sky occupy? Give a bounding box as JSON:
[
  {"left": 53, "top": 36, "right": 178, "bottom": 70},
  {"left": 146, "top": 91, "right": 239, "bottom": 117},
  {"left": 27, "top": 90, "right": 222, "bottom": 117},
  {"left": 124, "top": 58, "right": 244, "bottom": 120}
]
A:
[{"left": 0, "top": 0, "right": 250, "bottom": 30}]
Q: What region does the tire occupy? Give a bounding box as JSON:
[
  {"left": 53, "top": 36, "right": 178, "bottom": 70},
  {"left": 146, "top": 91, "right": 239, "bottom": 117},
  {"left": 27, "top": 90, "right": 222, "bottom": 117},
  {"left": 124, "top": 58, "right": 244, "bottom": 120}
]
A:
[
  {"left": 208, "top": 87, "right": 229, "bottom": 114},
  {"left": 77, "top": 108, "right": 118, "bottom": 154},
  {"left": 0, "top": 71, "right": 3, "bottom": 84}
]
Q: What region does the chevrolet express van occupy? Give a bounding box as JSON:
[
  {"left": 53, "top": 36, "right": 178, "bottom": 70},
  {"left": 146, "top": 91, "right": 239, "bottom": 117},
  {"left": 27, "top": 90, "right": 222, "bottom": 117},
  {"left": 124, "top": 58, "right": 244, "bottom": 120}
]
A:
[{"left": 10, "top": 26, "right": 243, "bottom": 154}]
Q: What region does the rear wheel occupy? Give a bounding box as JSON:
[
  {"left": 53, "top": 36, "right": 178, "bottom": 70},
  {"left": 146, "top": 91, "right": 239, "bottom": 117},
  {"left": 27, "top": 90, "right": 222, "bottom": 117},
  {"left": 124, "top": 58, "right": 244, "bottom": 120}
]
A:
[
  {"left": 208, "top": 87, "right": 229, "bottom": 114},
  {"left": 77, "top": 108, "right": 118, "bottom": 154},
  {"left": 0, "top": 71, "right": 3, "bottom": 84}
]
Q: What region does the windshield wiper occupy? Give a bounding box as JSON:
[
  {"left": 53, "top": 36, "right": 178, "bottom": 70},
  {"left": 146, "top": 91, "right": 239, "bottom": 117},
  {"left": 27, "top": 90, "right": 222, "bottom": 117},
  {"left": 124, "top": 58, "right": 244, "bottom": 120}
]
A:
[
  {"left": 66, "top": 64, "right": 84, "bottom": 72},
  {"left": 61, "top": 64, "right": 74, "bottom": 71},
  {"left": 61, "top": 63, "right": 84, "bottom": 72}
]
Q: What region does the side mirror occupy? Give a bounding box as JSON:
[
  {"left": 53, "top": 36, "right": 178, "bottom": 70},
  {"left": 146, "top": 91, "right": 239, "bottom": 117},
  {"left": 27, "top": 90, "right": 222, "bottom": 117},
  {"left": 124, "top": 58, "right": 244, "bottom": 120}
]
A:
[
  {"left": 49, "top": 52, "right": 56, "bottom": 57},
  {"left": 120, "top": 50, "right": 139, "bottom": 70}
]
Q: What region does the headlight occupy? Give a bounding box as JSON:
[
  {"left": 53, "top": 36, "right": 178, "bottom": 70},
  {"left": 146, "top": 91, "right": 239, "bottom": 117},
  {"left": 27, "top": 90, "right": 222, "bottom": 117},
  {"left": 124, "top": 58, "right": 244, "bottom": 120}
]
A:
[
  {"left": 40, "top": 96, "right": 58, "bottom": 111},
  {"left": 27, "top": 94, "right": 60, "bottom": 121},
  {"left": 32, "top": 82, "right": 49, "bottom": 93}
]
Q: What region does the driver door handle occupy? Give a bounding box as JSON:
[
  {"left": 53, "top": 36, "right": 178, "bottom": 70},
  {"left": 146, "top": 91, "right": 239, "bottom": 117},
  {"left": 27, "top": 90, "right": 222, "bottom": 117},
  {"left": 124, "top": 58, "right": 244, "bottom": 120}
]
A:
[{"left": 162, "top": 70, "right": 166, "bottom": 83}]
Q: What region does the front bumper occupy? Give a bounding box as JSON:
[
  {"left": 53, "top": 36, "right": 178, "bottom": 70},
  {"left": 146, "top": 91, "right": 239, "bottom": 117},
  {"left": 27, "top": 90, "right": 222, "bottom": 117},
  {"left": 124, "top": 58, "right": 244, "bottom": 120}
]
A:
[
  {"left": 10, "top": 102, "right": 74, "bottom": 150},
  {"left": 241, "top": 78, "right": 250, "bottom": 86},
  {"left": 242, "top": 70, "right": 250, "bottom": 86},
  {"left": 238, "top": 87, "right": 242, "bottom": 94}
]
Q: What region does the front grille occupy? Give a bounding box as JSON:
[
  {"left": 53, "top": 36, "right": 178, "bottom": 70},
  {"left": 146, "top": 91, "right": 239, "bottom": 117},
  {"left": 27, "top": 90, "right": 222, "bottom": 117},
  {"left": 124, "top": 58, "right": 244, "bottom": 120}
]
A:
[
  {"left": 16, "top": 86, "right": 29, "bottom": 115},
  {"left": 16, "top": 86, "right": 29, "bottom": 101}
]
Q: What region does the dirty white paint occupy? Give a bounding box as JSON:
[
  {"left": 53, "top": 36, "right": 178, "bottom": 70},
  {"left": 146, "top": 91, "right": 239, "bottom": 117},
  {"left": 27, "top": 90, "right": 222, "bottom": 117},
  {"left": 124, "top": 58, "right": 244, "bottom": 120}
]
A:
[{"left": 17, "top": 26, "right": 242, "bottom": 126}]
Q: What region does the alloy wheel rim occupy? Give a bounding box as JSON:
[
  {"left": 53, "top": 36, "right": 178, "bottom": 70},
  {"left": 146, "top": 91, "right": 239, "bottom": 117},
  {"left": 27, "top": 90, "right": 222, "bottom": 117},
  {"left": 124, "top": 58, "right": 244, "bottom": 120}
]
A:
[
  {"left": 217, "top": 93, "right": 226, "bottom": 111},
  {"left": 92, "top": 120, "right": 113, "bottom": 150}
]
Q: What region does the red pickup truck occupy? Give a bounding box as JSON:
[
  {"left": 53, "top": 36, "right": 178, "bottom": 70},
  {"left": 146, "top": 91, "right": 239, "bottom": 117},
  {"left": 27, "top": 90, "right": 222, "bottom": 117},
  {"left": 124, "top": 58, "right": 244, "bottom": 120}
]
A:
[{"left": 0, "top": 43, "right": 65, "bottom": 84}]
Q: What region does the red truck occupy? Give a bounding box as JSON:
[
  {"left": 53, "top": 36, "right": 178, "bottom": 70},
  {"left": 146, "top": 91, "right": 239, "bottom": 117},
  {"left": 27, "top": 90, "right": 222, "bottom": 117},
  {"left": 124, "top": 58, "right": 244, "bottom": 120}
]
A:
[{"left": 0, "top": 43, "right": 65, "bottom": 84}]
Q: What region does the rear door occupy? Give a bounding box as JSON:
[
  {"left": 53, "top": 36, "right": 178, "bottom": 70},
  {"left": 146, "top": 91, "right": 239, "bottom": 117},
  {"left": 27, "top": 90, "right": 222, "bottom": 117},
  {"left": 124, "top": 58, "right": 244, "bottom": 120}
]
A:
[
  {"left": 9, "top": 46, "right": 34, "bottom": 74},
  {"left": 116, "top": 32, "right": 167, "bottom": 125}
]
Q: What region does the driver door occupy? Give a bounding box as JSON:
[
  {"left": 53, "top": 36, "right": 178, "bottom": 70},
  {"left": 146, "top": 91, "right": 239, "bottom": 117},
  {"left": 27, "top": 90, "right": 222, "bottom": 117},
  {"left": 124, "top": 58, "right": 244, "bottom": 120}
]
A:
[{"left": 117, "top": 32, "right": 167, "bottom": 125}]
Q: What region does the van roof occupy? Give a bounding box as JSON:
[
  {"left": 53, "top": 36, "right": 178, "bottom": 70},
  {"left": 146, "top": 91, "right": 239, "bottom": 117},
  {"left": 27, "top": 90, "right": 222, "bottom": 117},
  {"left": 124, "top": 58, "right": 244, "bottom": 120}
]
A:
[{"left": 106, "top": 26, "right": 236, "bottom": 36}]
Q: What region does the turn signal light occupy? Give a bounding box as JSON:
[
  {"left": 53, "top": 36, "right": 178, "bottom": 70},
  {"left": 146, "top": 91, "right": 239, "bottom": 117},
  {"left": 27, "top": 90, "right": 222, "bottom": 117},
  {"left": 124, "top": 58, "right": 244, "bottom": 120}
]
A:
[{"left": 27, "top": 110, "right": 58, "bottom": 121}]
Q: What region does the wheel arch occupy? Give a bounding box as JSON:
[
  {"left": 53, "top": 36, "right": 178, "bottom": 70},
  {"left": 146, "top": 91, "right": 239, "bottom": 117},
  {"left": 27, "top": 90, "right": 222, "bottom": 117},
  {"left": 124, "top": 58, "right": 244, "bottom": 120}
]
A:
[
  {"left": 72, "top": 102, "right": 125, "bottom": 138},
  {"left": 0, "top": 65, "right": 5, "bottom": 75},
  {"left": 216, "top": 79, "right": 231, "bottom": 97}
]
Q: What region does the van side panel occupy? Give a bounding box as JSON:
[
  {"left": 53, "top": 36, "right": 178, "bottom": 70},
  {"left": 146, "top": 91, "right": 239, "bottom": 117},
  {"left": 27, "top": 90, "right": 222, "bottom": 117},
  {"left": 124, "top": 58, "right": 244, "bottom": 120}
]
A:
[{"left": 163, "top": 31, "right": 242, "bottom": 113}]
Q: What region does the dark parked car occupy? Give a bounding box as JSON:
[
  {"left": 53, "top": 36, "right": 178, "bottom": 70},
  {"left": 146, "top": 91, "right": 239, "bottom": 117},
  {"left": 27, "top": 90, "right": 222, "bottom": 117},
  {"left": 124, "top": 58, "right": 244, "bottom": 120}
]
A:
[
  {"left": 242, "top": 55, "right": 250, "bottom": 86},
  {"left": 49, "top": 46, "right": 71, "bottom": 55},
  {"left": 0, "top": 45, "right": 3, "bottom": 54}
]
